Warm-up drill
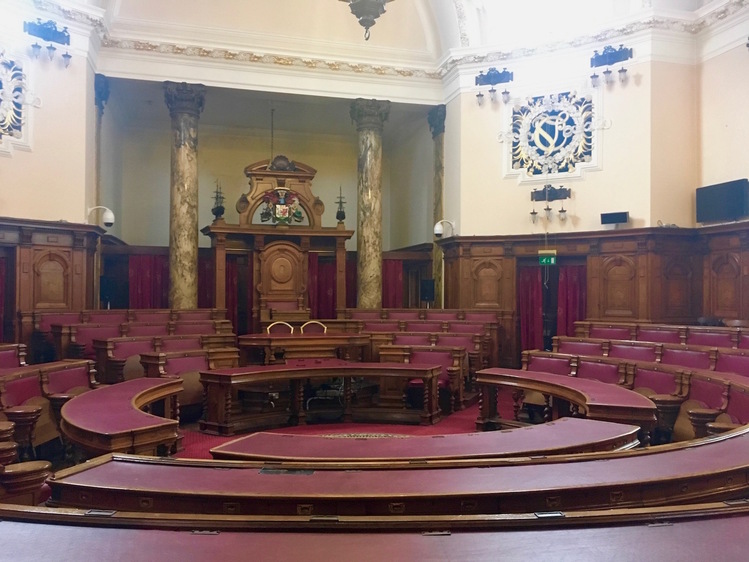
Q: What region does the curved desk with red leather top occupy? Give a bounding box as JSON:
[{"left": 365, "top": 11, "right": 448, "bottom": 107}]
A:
[
  {"left": 476, "top": 368, "right": 657, "bottom": 440},
  {"left": 238, "top": 333, "right": 371, "bottom": 364},
  {"left": 199, "top": 359, "right": 442, "bottom": 434},
  {"left": 209, "top": 417, "right": 640, "bottom": 468},
  {"left": 60, "top": 378, "right": 182, "bottom": 457},
  {"left": 46, "top": 427, "right": 749, "bottom": 516}
]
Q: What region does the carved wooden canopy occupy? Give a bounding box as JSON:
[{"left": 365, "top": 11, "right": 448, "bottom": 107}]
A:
[{"left": 235, "top": 155, "right": 326, "bottom": 229}]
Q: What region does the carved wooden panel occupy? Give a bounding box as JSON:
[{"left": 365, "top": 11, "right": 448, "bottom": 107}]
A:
[
  {"left": 471, "top": 259, "right": 503, "bottom": 308},
  {"left": 708, "top": 252, "right": 741, "bottom": 318},
  {"left": 602, "top": 255, "right": 637, "bottom": 318},
  {"left": 33, "top": 250, "right": 71, "bottom": 309},
  {"left": 258, "top": 241, "right": 307, "bottom": 304},
  {"left": 661, "top": 258, "right": 692, "bottom": 319}
]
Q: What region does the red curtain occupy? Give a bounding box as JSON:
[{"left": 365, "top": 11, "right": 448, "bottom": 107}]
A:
[
  {"left": 317, "top": 260, "right": 337, "bottom": 319},
  {"left": 557, "top": 264, "right": 587, "bottom": 337},
  {"left": 346, "top": 256, "right": 357, "bottom": 308},
  {"left": 307, "top": 253, "right": 319, "bottom": 318},
  {"left": 0, "top": 256, "right": 5, "bottom": 342},
  {"left": 518, "top": 267, "right": 544, "bottom": 351},
  {"left": 382, "top": 259, "right": 403, "bottom": 308},
  {"left": 128, "top": 255, "right": 169, "bottom": 309},
  {"left": 246, "top": 252, "right": 254, "bottom": 332},
  {"left": 197, "top": 254, "right": 215, "bottom": 309},
  {"left": 225, "top": 256, "right": 238, "bottom": 334}
]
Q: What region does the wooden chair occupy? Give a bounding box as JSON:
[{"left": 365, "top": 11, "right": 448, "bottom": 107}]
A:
[
  {"left": 266, "top": 321, "right": 294, "bottom": 334},
  {"left": 300, "top": 320, "right": 327, "bottom": 334}
]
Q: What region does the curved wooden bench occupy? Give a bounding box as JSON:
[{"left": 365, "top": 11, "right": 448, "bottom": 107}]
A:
[{"left": 60, "top": 378, "right": 182, "bottom": 457}]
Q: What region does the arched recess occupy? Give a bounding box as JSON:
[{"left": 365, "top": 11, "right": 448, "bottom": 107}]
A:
[
  {"left": 662, "top": 259, "right": 693, "bottom": 319},
  {"left": 471, "top": 259, "right": 503, "bottom": 308},
  {"left": 709, "top": 253, "right": 741, "bottom": 319},
  {"left": 33, "top": 250, "right": 71, "bottom": 309},
  {"left": 602, "top": 255, "right": 636, "bottom": 318}
]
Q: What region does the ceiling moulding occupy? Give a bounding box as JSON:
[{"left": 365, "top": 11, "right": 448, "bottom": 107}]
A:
[
  {"left": 99, "top": 37, "right": 445, "bottom": 81},
  {"left": 107, "top": 17, "right": 439, "bottom": 68},
  {"left": 439, "top": 1, "right": 749, "bottom": 73},
  {"left": 32, "top": 0, "right": 105, "bottom": 33}
]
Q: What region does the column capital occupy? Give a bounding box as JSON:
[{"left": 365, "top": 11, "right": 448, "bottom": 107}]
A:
[
  {"left": 428, "top": 104, "right": 446, "bottom": 138},
  {"left": 94, "top": 74, "right": 110, "bottom": 116},
  {"left": 350, "top": 98, "right": 391, "bottom": 133},
  {"left": 164, "top": 81, "right": 207, "bottom": 119}
]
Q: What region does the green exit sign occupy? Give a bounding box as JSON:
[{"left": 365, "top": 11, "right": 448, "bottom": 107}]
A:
[{"left": 539, "top": 255, "right": 557, "bottom": 265}]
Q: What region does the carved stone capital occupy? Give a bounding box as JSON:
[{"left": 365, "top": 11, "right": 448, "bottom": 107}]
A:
[
  {"left": 428, "top": 104, "right": 446, "bottom": 138},
  {"left": 163, "top": 81, "right": 206, "bottom": 119},
  {"left": 350, "top": 98, "right": 391, "bottom": 133}
]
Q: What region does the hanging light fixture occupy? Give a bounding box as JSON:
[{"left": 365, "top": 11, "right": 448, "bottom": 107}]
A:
[
  {"left": 339, "top": 0, "right": 394, "bottom": 41},
  {"left": 46, "top": 43, "right": 56, "bottom": 60}
]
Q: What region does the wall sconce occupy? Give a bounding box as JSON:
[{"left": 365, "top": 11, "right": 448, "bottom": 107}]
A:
[
  {"left": 433, "top": 219, "right": 455, "bottom": 238},
  {"left": 590, "top": 44, "right": 632, "bottom": 88},
  {"left": 558, "top": 205, "right": 567, "bottom": 222},
  {"left": 530, "top": 184, "right": 572, "bottom": 225},
  {"left": 475, "top": 67, "right": 513, "bottom": 105},
  {"left": 87, "top": 206, "right": 115, "bottom": 228},
  {"left": 23, "top": 19, "right": 71, "bottom": 69}
]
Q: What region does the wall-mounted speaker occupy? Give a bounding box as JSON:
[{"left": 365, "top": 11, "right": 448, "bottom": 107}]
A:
[
  {"left": 420, "top": 279, "right": 435, "bottom": 302},
  {"left": 696, "top": 179, "right": 749, "bottom": 223},
  {"left": 601, "top": 211, "right": 629, "bottom": 225}
]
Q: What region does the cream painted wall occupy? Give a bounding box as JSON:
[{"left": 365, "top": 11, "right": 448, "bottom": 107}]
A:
[
  {"left": 0, "top": 7, "right": 94, "bottom": 223},
  {"left": 700, "top": 44, "right": 749, "bottom": 187},
  {"left": 650, "top": 61, "right": 699, "bottom": 227},
  {"left": 386, "top": 113, "right": 434, "bottom": 249},
  {"left": 449, "top": 53, "right": 655, "bottom": 237}
]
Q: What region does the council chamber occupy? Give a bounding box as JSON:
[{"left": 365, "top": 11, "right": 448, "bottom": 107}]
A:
[{"left": 2, "top": 0, "right": 749, "bottom": 560}]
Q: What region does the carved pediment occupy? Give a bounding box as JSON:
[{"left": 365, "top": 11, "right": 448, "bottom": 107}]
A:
[{"left": 236, "top": 155, "right": 325, "bottom": 228}]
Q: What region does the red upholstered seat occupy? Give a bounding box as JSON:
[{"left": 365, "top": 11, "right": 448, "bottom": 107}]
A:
[
  {"left": 557, "top": 340, "right": 605, "bottom": 356},
  {"left": 608, "top": 342, "right": 659, "bottom": 362},
  {"left": 363, "top": 321, "right": 400, "bottom": 332},
  {"left": 71, "top": 324, "right": 122, "bottom": 359},
  {"left": 687, "top": 330, "right": 734, "bottom": 348},
  {"left": 111, "top": 338, "right": 154, "bottom": 360},
  {"left": 172, "top": 321, "right": 219, "bottom": 335},
  {"left": 42, "top": 364, "right": 94, "bottom": 395},
  {"left": 387, "top": 311, "right": 420, "bottom": 320},
  {"left": 526, "top": 355, "right": 573, "bottom": 375},
  {"left": 131, "top": 310, "right": 171, "bottom": 322},
  {"left": 661, "top": 347, "right": 712, "bottom": 370},
  {"left": 36, "top": 312, "right": 80, "bottom": 334},
  {"left": 590, "top": 326, "right": 632, "bottom": 339},
  {"left": 0, "top": 348, "right": 23, "bottom": 369},
  {"left": 159, "top": 336, "right": 202, "bottom": 352},
  {"left": 716, "top": 385, "right": 749, "bottom": 425},
  {"left": 576, "top": 360, "right": 622, "bottom": 385},
  {"left": 393, "top": 333, "right": 431, "bottom": 346},
  {"left": 404, "top": 321, "right": 443, "bottom": 332},
  {"left": 631, "top": 365, "right": 681, "bottom": 396},
  {"left": 407, "top": 350, "right": 454, "bottom": 387},
  {"left": 125, "top": 322, "right": 170, "bottom": 336},
  {"left": 173, "top": 310, "right": 215, "bottom": 321},
  {"left": 84, "top": 310, "right": 129, "bottom": 324},
  {"left": 349, "top": 310, "right": 383, "bottom": 320},
  {"left": 463, "top": 312, "right": 496, "bottom": 322},
  {"left": 2, "top": 375, "right": 40, "bottom": 408},
  {"left": 715, "top": 351, "right": 749, "bottom": 377},
  {"left": 638, "top": 327, "right": 681, "bottom": 344},
  {"left": 425, "top": 311, "right": 460, "bottom": 320}
]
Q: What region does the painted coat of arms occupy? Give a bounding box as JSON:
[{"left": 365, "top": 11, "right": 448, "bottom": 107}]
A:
[{"left": 260, "top": 189, "right": 303, "bottom": 225}]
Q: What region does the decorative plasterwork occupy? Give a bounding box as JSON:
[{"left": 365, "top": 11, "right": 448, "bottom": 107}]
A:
[
  {"left": 0, "top": 51, "right": 33, "bottom": 157},
  {"left": 31, "top": 0, "right": 749, "bottom": 81}
]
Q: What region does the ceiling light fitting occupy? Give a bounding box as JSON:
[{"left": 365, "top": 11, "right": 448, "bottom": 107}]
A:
[
  {"left": 475, "top": 67, "right": 514, "bottom": 105},
  {"left": 339, "top": 0, "right": 393, "bottom": 41}
]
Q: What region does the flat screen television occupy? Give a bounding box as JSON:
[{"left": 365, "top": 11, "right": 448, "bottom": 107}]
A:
[{"left": 696, "top": 179, "right": 749, "bottom": 223}]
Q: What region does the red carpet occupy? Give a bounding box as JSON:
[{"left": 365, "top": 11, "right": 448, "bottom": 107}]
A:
[{"left": 175, "top": 389, "right": 517, "bottom": 460}]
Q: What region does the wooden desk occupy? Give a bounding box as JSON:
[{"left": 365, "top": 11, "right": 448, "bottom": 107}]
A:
[
  {"left": 238, "top": 333, "right": 371, "bottom": 364},
  {"left": 60, "top": 378, "right": 182, "bottom": 457},
  {"left": 210, "top": 417, "right": 640, "bottom": 468},
  {"left": 44, "top": 427, "right": 749, "bottom": 516},
  {"left": 199, "top": 359, "right": 442, "bottom": 435},
  {"left": 476, "top": 368, "right": 657, "bottom": 443}
]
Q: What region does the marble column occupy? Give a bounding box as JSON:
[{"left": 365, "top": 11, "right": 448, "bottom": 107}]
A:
[
  {"left": 93, "top": 74, "right": 110, "bottom": 308},
  {"left": 164, "top": 81, "right": 206, "bottom": 309},
  {"left": 428, "top": 105, "right": 446, "bottom": 308},
  {"left": 350, "top": 98, "right": 390, "bottom": 309}
]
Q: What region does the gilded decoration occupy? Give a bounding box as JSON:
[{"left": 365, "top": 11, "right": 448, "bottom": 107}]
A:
[
  {"left": 0, "top": 53, "right": 27, "bottom": 139},
  {"left": 260, "top": 189, "right": 305, "bottom": 225},
  {"left": 511, "top": 92, "right": 593, "bottom": 176}
]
